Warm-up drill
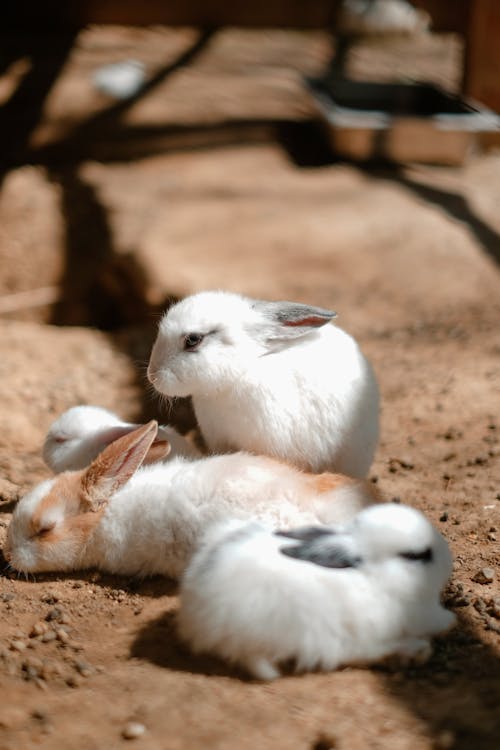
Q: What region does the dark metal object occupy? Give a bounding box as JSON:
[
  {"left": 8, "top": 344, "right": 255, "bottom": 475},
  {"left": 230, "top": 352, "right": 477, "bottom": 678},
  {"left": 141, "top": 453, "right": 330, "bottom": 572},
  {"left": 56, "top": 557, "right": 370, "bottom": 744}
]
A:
[{"left": 307, "top": 77, "right": 500, "bottom": 165}]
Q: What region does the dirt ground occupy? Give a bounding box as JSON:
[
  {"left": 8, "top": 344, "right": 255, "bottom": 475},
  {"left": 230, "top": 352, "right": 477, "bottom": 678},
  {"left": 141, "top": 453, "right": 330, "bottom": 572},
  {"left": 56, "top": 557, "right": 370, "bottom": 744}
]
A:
[{"left": 0, "top": 26, "right": 499, "bottom": 750}]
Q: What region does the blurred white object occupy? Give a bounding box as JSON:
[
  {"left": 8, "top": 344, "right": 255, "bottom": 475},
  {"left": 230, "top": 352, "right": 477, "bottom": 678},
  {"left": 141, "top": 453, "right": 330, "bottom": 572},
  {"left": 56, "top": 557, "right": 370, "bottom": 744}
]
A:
[
  {"left": 338, "top": 0, "right": 430, "bottom": 35},
  {"left": 92, "top": 59, "right": 146, "bottom": 99}
]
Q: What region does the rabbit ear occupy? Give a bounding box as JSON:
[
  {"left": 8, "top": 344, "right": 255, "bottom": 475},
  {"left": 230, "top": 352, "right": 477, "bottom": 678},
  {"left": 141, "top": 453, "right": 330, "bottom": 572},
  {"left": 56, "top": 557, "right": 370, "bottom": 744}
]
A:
[
  {"left": 80, "top": 421, "right": 159, "bottom": 511},
  {"left": 280, "top": 537, "right": 361, "bottom": 569},
  {"left": 96, "top": 424, "right": 171, "bottom": 465},
  {"left": 143, "top": 440, "right": 171, "bottom": 465},
  {"left": 251, "top": 301, "right": 336, "bottom": 344}
]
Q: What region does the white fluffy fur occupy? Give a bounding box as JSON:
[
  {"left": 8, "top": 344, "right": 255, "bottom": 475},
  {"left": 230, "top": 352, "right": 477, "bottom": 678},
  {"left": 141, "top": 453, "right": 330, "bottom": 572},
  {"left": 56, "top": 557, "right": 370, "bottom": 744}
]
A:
[
  {"left": 43, "top": 405, "right": 200, "bottom": 472},
  {"left": 147, "top": 291, "right": 379, "bottom": 478},
  {"left": 178, "top": 504, "right": 455, "bottom": 680},
  {"left": 6, "top": 425, "right": 375, "bottom": 578}
]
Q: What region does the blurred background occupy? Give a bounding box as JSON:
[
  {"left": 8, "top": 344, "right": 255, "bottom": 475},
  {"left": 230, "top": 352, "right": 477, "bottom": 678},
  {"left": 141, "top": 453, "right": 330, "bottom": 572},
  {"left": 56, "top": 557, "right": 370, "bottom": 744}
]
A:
[{"left": 0, "top": 0, "right": 498, "bottom": 332}]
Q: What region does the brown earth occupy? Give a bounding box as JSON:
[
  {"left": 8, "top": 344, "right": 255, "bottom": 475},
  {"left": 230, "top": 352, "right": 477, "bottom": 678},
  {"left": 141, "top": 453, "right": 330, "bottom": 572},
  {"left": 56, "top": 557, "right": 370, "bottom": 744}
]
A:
[{"left": 0, "top": 27, "right": 499, "bottom": 750}]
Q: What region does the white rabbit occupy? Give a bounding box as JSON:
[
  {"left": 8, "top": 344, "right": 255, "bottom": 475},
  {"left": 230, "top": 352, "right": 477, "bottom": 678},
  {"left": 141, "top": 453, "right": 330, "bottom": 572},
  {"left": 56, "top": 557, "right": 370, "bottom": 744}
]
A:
[
  {"left": 178, "top": 504, "right": 456, "bottom": 680},
  {"left": 43, "top": 405, "right": 201, "bottom": 473},
  {"left": 5, "top": 421, "right": 378, "bottom": 579},
  {"left": 147, "top": 290, "right": 379, "bottom": 478}
]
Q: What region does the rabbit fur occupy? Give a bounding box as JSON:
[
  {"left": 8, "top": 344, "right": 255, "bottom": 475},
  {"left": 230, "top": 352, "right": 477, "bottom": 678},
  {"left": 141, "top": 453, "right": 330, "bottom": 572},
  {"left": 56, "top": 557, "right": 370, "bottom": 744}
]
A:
[
  {"left": 147, "top": 290, "right": 379, "bottom": 478},
  {"left": 43, "top": 405, "right": 201, "bottom": 473},
  {"left": 178, "top": 504, "right": 456, "bottom": 680},
  {"left": 5, "top": 421, "right": 377, "bottom": 579}
]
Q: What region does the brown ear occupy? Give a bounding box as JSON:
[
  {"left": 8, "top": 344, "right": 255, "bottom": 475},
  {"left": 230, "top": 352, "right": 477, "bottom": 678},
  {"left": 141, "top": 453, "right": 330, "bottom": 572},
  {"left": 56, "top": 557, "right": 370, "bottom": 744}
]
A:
[
  {"left": 144, "top": 440, "right": 171, "bottom": 465},
  {"left": 80, "top": 421, "right": 159, "bottom": 511}
]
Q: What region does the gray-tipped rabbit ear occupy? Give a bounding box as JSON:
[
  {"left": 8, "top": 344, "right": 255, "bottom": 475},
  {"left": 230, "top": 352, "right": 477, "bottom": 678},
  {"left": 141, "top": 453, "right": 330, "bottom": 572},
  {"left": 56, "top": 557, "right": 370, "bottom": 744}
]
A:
[
  {"left": 252, "top": 301, "right": 336, "bottom": 343},
  {"left": 280, "top": 538, "right": 361, "bottom": 569},
  {"left": 81, "top": 421, "right": 159, "bottom": 511}
]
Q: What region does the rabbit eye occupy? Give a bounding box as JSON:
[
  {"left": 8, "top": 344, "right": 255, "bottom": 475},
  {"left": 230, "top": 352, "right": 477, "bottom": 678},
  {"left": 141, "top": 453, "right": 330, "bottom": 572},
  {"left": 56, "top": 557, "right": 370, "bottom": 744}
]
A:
[
  {"left": 399, "top": 547, "right": 433, "bottom": 563},
  {"left": 32, "top": 520, "right": 56, "bottom": 540},
  {"left": 183, "top": 333, "right": 204, "bottom": 351}
]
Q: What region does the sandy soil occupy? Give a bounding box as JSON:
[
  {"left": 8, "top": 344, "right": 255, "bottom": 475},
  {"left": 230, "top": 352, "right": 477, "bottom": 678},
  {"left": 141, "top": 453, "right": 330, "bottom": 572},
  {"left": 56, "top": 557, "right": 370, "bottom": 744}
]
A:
[{"left": 0, "top": 27, "right": 499, "bottom": 750}]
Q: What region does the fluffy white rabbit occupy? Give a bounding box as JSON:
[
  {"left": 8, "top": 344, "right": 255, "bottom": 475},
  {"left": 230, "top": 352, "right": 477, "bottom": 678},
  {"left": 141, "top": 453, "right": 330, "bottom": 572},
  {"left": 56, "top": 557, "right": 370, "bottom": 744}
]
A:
[
  {"left": 43, "top": 405, "right": 201, "bottom": 472},
  {"left": 178, "top": 504, "right": 456, "bottom": 680},
  {"left": 147, "top": 290, "right": 379, "bottom": 478},
  {"left": 5, "top": 421, "right": 377, "bottom": 579}
]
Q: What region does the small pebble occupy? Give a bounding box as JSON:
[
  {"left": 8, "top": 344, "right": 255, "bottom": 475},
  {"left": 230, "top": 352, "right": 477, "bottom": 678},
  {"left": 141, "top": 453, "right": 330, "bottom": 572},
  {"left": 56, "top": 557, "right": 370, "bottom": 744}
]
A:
[
  {"left": 41, "top": 593, "right": 59, "bottom": 604},
  {"left": 74, "top": 660, "right": 93, "bottom": 678},
  {"left": 472, "top": 568, "right": 495, "bottom": 585},
  {"left": 439, "top": 512, "right": 448, "bottom": 523},
  {"left": 56, "top": 629, "right": 70, "bottom": 644},
  {"left": 11, "top": 640, "right": 27, "bottom": 653},
  {"left": 122, "top": 722, "right": 146, "bottom": 740},
  {"left": 30, "top": 622, "right": 49, "bottom": 638},
  {"left": 22, "top": 656, "right": 43, "bottom": 677},
  {"left": 488, "top": 598, "right": 500, "bottom": 619},
  {"left": 46, "top": 607, "right": 63, "bottom": 622},
  {"left": 40, "top": 630, "right": 57, "bottom": 644},
  {"left": 1, "top": 593, "right": 16, "bottom": 602}
]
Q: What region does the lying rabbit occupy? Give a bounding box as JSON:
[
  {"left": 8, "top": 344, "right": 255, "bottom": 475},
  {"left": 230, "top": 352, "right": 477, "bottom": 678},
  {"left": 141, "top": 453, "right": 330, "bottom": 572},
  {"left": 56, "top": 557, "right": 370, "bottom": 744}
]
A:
[
  {"left": 178, "top": 504, "right": 455, "bottom": 680},
  {"left": 43, "top": 405, "right": 201, "bottom": 473},
  {"left": 147, "top": 291, "right": 379, "bottom": 478},
  {"left": 5, "top": 421, "right": 377, "bottom": 578}
]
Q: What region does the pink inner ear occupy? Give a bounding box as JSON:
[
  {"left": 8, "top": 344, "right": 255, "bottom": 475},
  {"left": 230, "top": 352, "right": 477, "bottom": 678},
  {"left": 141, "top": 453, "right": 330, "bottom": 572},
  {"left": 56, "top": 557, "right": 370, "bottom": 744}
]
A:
[{"left": 283, "top": 316, "right": 328, "bottom": 328}]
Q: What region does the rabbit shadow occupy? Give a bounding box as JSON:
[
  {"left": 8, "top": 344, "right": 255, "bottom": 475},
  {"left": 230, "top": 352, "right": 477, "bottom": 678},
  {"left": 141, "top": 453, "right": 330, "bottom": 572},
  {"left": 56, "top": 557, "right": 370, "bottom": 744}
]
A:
[
  {"left": 379, "top": 610, "right": 500, "bottom": 749},
  {"left": 0, "top": 544, "right": 177, "bottom": 599},
  {"left": 130, "top": 608, "right": 251, "bottom": 680}
]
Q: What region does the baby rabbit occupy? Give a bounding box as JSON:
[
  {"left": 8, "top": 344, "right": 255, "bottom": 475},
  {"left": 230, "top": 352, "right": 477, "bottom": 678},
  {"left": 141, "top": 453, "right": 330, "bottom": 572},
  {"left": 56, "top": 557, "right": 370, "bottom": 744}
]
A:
[
  {"left": 43, "top": 405, "right": 201, "bottom": 473},
  {"left": 5, "top": 421, "right": 377, "bottom": 579},
  {"left": 178, "top": 504, "right": 456, "bottom": 680},
  {"left": 147, "top": 290, "right": 379, "bottom": 478}
]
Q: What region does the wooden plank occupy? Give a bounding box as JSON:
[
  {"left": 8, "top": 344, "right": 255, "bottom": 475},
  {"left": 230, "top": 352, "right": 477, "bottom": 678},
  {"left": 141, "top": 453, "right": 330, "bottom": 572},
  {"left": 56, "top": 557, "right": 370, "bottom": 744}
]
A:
[{"left": 464, "top": 0, "right": 500, "bottom": 111}]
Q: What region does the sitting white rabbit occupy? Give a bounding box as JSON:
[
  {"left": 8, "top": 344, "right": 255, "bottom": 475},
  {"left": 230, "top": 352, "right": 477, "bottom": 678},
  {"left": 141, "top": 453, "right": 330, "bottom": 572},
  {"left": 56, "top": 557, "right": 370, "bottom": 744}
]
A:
[
  {"left": 42, "top": 405, "right": 201, "bottom": 473},
  {"left": 147, "top": 291, "right": 379, "bottom": 478},
  {"left": 5, "top": 421, "right": 377, "bottom": 579},
  {"left": 178, "top": 504, "right": 456, "bottom": 680}
]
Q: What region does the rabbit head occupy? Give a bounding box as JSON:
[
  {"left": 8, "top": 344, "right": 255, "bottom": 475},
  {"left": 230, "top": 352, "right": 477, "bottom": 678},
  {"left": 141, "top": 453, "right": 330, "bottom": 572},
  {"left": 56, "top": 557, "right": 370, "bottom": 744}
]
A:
[
  {"left": 5, "top": 421, "right": 161, "bottom": 574},
  {"left": 43, "top": 405, "right": 171, "bottom": 473},
  {"left": 280, "top": 503, "right": 453, "bottom": 597},
  {"left": 147, "top": 290, "right": 336, "bottom": 397}
]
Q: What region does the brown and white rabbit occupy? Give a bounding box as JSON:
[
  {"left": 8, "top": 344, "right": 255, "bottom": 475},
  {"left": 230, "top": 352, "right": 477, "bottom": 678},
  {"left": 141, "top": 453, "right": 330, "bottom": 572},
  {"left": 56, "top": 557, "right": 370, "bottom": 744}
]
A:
[{"left": 5, "top": 421, "right": 378, "bottom": 579}]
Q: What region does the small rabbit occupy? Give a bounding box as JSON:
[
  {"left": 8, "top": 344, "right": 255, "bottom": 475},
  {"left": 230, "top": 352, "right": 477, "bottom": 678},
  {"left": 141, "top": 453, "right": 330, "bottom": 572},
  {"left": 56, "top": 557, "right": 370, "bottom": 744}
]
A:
[
  {"left": 147, "top": 291, "right": 379, "bottom": 478},
  {"left": 43, "top": 405, "right": 201, "bottom": 473},
  {"left": 178, "top": 504, "right": 455, "bottom": 680},
  {"left": 5, "top": 421, "right": 377, "bottom": 579}
]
